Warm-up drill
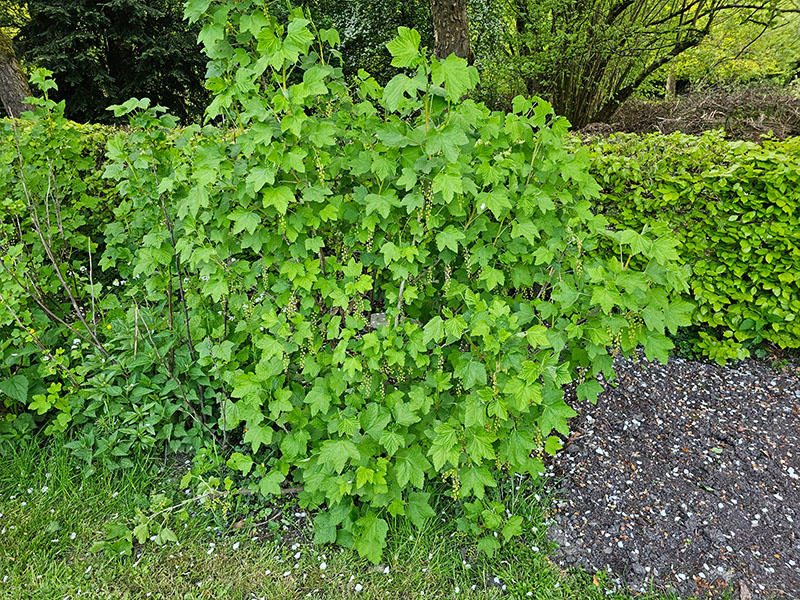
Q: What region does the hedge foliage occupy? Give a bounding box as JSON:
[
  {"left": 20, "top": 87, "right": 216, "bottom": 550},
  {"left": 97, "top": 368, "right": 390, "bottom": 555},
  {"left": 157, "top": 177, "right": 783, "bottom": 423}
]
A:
[{"left": 583, "top": 131, "right": 800, "bottom": 364}]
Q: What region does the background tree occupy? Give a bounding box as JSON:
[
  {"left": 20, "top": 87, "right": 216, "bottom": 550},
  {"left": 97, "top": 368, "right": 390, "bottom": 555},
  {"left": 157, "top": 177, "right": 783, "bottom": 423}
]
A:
[
  {"left": 657, "top": 9, "right": 800, "bottom": 89},
  {"left": 295, "top": 0, "right": 433, "bottom": 83},
  {"left": 430, "top": 0, "right": 471, "bottom": 60},
  {"left": 479, "top": 0, "right": 798, "bottom": 127},
  {"left": 14, "top": 0, "right": 208, "bottom": 123},
  {"left": 0, "top": 0, "right": 30, "bottom": 117}
]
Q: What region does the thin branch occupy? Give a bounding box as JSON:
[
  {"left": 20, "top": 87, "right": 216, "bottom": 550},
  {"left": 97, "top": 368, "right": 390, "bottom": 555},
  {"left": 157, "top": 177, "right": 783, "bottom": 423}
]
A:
[
  {"left": 9, "top": 117, "right": 110, "bottom": 357},
  {"left": 136, "top": 301, "right": 217, "bottom": 444},
  {"left": 0, "top": 292, "right": 80, "bottom": 388}
]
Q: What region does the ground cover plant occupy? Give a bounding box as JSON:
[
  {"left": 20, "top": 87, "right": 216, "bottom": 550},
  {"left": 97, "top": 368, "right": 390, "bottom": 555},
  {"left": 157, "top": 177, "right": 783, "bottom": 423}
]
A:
[
  {"left": 2, "top": 0, "right": 691, "bottom": 565},
  {"left": 582, "top": 131, "right": 800, "bottom": 364}
]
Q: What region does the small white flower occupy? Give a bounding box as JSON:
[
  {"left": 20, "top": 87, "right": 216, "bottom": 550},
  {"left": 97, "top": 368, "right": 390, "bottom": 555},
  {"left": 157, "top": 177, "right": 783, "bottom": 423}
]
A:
[
  {"left": 454, "top": 587, "right": 460, "bottom": 594},
  {"left": 232, "top": 542, "right": 240, "bottom": 551},
  {"left": 319, "top": 562, "right": 327, "bottom": 570},
  {"left": 354, "top": 584, "right": 363, "bottom": 592},
  {"left": 41, "top": 486, "right": 49, "bottom": 493}
]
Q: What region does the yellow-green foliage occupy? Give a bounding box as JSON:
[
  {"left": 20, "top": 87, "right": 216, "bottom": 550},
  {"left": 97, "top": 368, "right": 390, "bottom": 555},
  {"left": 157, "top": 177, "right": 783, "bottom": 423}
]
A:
[
  {"left": 656, "top": 12, "right": 800, "bottom": 88},
  {"left": 584, "top": 131, "right": 800, "bottom": 363}
]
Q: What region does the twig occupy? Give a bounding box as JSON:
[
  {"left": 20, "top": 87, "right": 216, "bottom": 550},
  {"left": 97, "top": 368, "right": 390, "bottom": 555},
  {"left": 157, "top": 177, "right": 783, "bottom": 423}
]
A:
[
  {"left": 208, "top": 340, "right": 229, "bottom": 448},
  {"left": 9, "top": 117, "right": 110, "bottom": 357},
  {"left": 0, "top": 292, "right": 80, "bottom": 388},
  {"left": 88, "top": 238, "right": 96, "bottom": 333},
  {"left": 394, "top": 278, "right": 406, "bottom": 328},
  {"left": 149, "top": 154, "right": 204, "bottom": 411},
  {"left": 136, "top": 301, "right": 217, "bottom": 444}
]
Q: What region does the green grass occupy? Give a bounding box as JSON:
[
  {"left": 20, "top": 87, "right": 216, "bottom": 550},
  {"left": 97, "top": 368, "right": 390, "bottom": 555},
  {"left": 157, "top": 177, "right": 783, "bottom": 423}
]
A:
[{"left": 0, "top": 437, "right": 691, "bottom": 600}]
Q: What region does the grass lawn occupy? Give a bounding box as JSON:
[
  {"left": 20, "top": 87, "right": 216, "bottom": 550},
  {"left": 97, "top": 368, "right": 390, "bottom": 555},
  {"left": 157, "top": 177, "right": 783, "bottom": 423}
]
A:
[{"left": 0, "top": 438, "right": 689, "bottom": 600}]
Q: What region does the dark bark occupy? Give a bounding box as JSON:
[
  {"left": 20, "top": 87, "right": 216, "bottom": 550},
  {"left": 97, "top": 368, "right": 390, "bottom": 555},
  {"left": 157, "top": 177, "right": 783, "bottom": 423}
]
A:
[
  {"left": 430, "top": 0, "right": 471, "bottom": 62},
  {"left": 0, "top": 29, "right": 31, "bottom": 117}
]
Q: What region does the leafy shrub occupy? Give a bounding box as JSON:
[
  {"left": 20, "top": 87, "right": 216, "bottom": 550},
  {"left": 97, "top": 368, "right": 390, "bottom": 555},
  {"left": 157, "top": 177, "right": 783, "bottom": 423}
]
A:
[
  {"left": 583, "top": 131, "right": 800, "bottom": 364},
  {"left": 0, "top": 73, "right": 117, "bottom": 443},
  {"left": 1, "top": 1, "right": 688, "bottom": 560},
  {"left": 0, "top": 75, "right": 207, "bottom": 464}
]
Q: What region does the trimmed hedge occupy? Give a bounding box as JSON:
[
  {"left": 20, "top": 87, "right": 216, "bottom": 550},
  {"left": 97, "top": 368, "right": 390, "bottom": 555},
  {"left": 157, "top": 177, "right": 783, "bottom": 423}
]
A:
[{"left": 583, "top": 131, "right": 800, "bottom": 363}]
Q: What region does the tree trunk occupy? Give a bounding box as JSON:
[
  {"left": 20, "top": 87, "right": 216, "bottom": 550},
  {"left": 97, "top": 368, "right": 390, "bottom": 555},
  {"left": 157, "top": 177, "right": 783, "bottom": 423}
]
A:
[
  {"left": 429, "top": 0, "right": 471, "bottom": 62},
  {"left": 665, "top": 69, "right": 676, "bottom": 100},
  {"left": 0, "top": 29, "right": 31, "bottom": 118}
]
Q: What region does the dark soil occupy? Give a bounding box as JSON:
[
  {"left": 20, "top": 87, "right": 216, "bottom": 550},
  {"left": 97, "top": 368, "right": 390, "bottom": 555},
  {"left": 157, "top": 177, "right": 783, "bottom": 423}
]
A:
[
  {"left": 579, "top": 88, "right": 800, "bottom": 142},
  {"left": 544, "top": 353, "right": 800, "bottom": 599}
]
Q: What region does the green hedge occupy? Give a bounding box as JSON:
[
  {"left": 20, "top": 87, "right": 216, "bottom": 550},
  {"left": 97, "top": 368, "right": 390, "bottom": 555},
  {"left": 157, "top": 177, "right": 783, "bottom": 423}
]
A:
[{"left": 583, "top": 131, "right": 800, "bottom": 363}]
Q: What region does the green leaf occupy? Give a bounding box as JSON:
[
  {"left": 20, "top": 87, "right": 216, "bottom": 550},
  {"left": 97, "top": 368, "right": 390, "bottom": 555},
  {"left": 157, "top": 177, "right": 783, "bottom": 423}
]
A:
[
  {"left": 502, "top": 515, "right": 524, "bottom": 541},
  {"left": 381, "top": 241, "right": 401, "bottom": 264},
  {"left": 544, "top": 435, "right": 563, "bottom": 455},
  {"left": 395, "top": 446, "right": 430, "bottom": 488},
  {"left": 365, "top": 192, "right": 393, "bottom": 218},
  {"left": 526, "top": 326, "right": 550, "bottom": 347},
  {"left": 431, "top": 54, "right": 477, "bottom": 101},
  {"left": 396, "top": 167, "right": 418, "bottom": 191},
  {"left": 314, "top": 512, "right": 337, "bottom": 545},
  {"left": 538, "top": 395, "right": 576, "bottom": 436},
  {"left": 433, "top": 170, "right": 463, "bottom": 203},
  {"left": 429, "top": 423, "right": 460, "bottom": 470},
  {"left": 482, "top": 189, "right": 512, "bottom": 218},
  {"left": 455, "top": 356, "right": 487, "bottom": 389},
  {"left": 663, "top": 299, "right": 694, "bottom": 334},
  {"left": 354, "top": 513, "right": 388, "bottom": 564},
  {"left": 642, "top": 332, "right": 674, "bottom": 364},
  {"left": 423, "top": 316, "right": 445, "bottom": 345},
  {"left": 243, "top": 424, "right": 273, "bottom": 453},
  {"left": 227, "top": 452, "right": 254, "bottom": 476},
  {"left": 379, "top": 430, "right": 405, "bottom": 456},
  {"left": 259, "top": 470, "right": 285, "bottom": 497},
  {"left": 319, "top": 439, "right": 360, "bottom": 473},
  {"left": 464, "top": 395, "right": 486, "bottom": 428},
  {"left": 576, "top": 380, "right": 604, "bottom": 403},
  {"left": 460, "top": 466, "right": 496, "bottom": 499},
  {"left": 1, "top": 375, "right": 29, "bottom": 403},
  {"left": 385, "top": 27, "right": 422, "bottom": 67},
  {"left": 648, "top": 235, "right": 680, "bottom": 265},
  {"left": 466, "top": 429, "right": 496, "bottom": 464},
  {"left": 477, "top": 536, "right": 500, "bottom": 557},
  {"left": 436, "top": 226, "right": 465, "bottom": 253},
  {"left": 479, "top": 266, "right": 504, "bottom": 291},
  {"left": 304, "top": 386, "right": 331, "bottom": 416},
  {"left": 406, "top": 491, "right": 436, "bottom": 528},
  {"left": 132, "top": 523, "right": 149, "bottom": 545},
  {"left": 591, "top": 286, "right": 617, "bottom": 314},
  {"left": 229, "top": 210, "right": 261, "bottom": 235},
  {"left": 383, "top": 74, "right": 418, "bottom": 112},
  {"left": 262, "top": 186, "right": 294, "bottom": 214}
]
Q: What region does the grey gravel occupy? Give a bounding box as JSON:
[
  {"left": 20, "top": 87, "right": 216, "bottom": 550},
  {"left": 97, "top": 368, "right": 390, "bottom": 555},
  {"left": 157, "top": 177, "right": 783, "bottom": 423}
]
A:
[{"left": 544, "top": 352, "right": 800, "bottom": 599}]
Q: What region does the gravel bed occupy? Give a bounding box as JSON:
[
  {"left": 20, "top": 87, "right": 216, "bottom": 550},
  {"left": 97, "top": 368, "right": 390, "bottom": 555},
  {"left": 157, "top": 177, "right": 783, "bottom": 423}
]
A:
[{"left": 544, "top": 353, "right": 800, "bottom": 599}]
